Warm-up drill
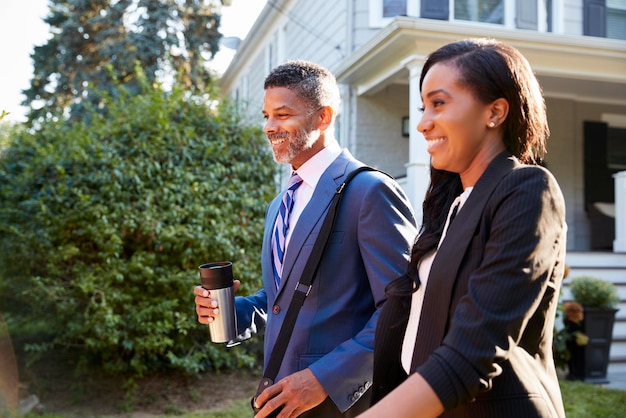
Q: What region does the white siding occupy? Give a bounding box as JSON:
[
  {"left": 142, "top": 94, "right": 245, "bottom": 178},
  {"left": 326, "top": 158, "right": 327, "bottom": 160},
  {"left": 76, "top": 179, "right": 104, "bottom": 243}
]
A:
[
  {"left": 562, "top": 0, "right": 584, "bottom": 35},
  {"left": 231, "top": 49, "right": 268, "bottom": 124},
  {"left": 278, "top": 0, "right": 348, "bottom": 69},
  {"left": 352, "top": 84, "right": 410, "bottom": 178},
  {"left": 354, "top": 0, "right": 383, "bottom": 52},
  {"left": 247, "top": 51, "right": 268, "bottom": 119},
  {"left": 544, "top": 97, "right": 579, "bottom": 251}
]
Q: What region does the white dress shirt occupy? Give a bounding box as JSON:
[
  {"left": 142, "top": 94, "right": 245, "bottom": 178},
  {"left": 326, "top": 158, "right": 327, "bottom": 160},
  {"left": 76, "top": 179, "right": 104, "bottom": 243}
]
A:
[
  {"left": 284, "top": 141, "right": 342, "bottom": 253},
  {"left": 401, "top": 187, "right": 474, "bottom": 373}
]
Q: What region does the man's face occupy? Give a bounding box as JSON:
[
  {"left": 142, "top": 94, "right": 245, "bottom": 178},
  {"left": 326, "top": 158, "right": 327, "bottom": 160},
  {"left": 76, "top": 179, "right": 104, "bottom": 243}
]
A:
[{"left": 262, "top": 86, "right": 322, "bottom": 168}]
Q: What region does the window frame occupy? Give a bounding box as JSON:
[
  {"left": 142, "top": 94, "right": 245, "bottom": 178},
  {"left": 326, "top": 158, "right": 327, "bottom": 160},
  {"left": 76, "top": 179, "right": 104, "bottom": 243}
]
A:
[{"left": 370, "top": 0, "right": 553, "bottom": 32}]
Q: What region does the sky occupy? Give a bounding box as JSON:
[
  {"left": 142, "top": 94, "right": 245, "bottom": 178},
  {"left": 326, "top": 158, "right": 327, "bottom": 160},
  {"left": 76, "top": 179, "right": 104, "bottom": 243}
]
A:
[{"left": 0, "top": 0, "right": 267, "bottom": 123}]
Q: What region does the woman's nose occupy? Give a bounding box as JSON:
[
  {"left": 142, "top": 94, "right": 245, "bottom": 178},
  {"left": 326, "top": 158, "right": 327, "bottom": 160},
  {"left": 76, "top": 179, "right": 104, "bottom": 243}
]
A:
[{"left": 417, "top": 116, "right": 432, "bottom": 134}]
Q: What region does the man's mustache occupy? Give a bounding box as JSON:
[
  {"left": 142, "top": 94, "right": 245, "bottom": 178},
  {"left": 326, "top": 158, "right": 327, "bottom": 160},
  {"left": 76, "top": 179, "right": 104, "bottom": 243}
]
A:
[{"left": 267, "top": 132, "right": 289, "bottom": 141}]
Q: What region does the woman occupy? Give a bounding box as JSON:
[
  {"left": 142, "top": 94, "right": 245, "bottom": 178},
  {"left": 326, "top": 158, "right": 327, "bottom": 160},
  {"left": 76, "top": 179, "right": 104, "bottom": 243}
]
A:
[{"left": 360, "top": 39, "right": 567, "bottom": 417}]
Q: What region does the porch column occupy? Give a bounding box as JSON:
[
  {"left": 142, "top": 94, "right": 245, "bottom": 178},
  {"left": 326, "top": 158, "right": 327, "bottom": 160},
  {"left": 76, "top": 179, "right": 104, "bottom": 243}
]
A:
[
  {"left": 614, "top": 171, "right": 626, "bottom": 253},
  {"left": 403, "top": 55, "right": 429, "bottom": 226}
]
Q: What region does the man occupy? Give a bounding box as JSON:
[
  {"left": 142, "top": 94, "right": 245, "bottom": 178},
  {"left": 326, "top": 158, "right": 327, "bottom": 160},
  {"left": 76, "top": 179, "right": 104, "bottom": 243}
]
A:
[{"left": 194, "top": 60, "right": 417, "bottom": 417}]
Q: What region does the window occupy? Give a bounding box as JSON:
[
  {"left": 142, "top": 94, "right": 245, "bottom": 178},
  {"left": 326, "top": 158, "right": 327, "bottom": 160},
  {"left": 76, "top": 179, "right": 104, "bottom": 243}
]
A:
[
  {"left": 372, "top": 0, "right": 550, "bottom": 31},
  {"left": 585, "top": 0, "right": 626, "bottom": 39},
  {"left": 584, "top": 121, "right": 616, "bottom": 206},
  {"left": 607, "top": 0, "right": 626, "bottom": 39},
  {"left": 608, "top": 127, "right": 626, "bottom": 170},
  {"left": 455, "top": 0, "right": 504, "bottom": 24},
  {"left": 420, "top": 0, "right": 548, "bottom": 30},
  {"left": 384, "top": 0, "right": 407, "bottom": 17}
]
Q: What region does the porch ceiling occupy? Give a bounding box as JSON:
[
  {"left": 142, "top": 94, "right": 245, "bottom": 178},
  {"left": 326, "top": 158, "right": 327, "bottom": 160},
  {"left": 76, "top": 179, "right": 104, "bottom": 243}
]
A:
[{"left": 335, "top": 17, "right": 626, "bottom": 105}]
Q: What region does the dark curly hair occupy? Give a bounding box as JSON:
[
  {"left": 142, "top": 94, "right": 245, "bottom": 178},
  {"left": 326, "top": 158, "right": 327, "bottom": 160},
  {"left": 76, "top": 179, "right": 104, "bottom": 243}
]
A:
[{"left": 264, "top": 60, "right": 340, "bottom": 113}]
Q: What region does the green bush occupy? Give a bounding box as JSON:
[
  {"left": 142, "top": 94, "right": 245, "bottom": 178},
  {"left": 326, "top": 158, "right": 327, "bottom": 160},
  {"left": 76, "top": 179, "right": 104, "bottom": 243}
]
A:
[
  {"left": 0, "top": 78, "right": 276, "bottom": 376},
  {"left": 570, "top": 275, "right": 619, "bottom": 309}
]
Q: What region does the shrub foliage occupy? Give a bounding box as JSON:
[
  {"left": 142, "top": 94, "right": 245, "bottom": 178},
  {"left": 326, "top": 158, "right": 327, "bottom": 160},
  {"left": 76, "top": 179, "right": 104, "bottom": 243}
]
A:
[
  {"left": 0, "top": 80, "right": 276, "bottom": 375},
  {"left": 569, "top": 275, "right": 619, "bottom": 309}
]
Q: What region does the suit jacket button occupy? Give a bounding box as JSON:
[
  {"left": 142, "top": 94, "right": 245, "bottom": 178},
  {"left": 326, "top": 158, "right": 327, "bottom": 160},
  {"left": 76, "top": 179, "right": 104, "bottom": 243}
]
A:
[{"left": 272, "top": 305, "right": 280, "bottom": 314}]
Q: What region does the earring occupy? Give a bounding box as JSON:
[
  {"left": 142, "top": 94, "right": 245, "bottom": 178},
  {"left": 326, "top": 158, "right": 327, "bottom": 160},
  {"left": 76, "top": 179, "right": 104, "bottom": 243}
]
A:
[{"left": 488, "top": 121, "right": 496, "bottom": 128}]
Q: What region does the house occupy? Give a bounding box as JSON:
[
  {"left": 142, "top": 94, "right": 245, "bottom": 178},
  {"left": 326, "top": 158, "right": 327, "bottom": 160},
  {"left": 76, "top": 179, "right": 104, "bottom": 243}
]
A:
[{"left": 218, "top": 0, "right": 626, "bottom": 371}]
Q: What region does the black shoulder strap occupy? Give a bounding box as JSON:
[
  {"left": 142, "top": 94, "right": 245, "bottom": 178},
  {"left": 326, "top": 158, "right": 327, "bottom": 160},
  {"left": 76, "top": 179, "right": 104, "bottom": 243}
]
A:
[{"left": 256, "top": 166, "right": 387, "bottom": 394}]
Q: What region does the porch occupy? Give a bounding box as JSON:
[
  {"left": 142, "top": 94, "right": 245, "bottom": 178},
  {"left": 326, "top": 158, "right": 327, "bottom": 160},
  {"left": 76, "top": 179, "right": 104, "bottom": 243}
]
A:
[{"left": 562, "top": 252, "right": 626, "bottom": 372}]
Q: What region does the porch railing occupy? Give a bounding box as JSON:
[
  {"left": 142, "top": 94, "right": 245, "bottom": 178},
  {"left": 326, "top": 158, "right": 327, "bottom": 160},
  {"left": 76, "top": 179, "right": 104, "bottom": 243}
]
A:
[{"left": 615, "top": 171, "right": 626, "bottom": 253}]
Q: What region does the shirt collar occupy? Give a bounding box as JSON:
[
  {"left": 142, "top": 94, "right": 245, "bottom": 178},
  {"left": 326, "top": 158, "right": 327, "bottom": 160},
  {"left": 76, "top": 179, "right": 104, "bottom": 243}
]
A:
[{"left": 293, "top": 141, "right": 341, "bottom": 190}]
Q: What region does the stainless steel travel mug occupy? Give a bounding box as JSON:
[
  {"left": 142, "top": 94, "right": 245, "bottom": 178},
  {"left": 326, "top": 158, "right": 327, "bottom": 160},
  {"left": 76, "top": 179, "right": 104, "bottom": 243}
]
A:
[{"left": 199, "top": 261, "right": 237, "bottom": 343}]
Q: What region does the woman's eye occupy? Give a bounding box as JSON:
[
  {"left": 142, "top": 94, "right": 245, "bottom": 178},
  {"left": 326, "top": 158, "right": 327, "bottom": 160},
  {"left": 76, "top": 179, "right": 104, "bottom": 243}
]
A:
[{"left": 419, "top": 98, "right": 444, "bottom": 112}]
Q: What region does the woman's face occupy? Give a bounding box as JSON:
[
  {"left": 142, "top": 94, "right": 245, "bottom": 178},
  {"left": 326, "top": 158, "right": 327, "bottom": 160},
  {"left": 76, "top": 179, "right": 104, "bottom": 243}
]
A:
[{"left": 417, "top": 62, "right": 505, "bottom": 187}]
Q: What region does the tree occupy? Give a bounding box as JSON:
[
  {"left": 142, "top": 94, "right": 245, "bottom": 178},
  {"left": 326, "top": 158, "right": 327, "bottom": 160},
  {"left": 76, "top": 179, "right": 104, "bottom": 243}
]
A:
[
  {"left": 0, "top": 75, "right": 276, "bottom": 375},
  {"left": 23, "top": 0, "right": 225, "bottom": 123}
]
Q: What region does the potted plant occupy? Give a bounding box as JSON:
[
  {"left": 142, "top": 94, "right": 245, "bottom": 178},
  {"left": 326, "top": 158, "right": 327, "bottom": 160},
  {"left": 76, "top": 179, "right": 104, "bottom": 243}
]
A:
[{"left": 564, "top": 275, "right": 620, "bottom": 383}]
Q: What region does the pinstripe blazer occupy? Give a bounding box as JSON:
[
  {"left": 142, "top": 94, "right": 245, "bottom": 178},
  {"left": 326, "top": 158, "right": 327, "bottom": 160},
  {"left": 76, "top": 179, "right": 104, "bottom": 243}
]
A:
[
  {"left": 372, "top": 152, "right": 567, "bottom": 418},
  {"left": 235, "top": 149, "right": 417, "bottom": 415}
]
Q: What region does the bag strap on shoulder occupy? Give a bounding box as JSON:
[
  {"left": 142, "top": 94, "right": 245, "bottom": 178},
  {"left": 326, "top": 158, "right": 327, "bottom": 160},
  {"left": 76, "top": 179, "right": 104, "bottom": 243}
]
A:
[{"left": 257, "top": 166, "right": 388, "bottom": 393}]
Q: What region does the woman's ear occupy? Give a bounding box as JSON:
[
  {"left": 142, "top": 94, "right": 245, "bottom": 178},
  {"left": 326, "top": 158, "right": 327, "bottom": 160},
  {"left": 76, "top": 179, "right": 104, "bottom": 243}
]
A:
[{"left": 488, "top": 98, "right": 509, "bottom": 128}]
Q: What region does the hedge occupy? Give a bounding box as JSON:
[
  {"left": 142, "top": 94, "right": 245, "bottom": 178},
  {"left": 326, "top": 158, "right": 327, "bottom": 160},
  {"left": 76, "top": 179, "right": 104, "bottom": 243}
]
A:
[{"left": 0, "top": 79, "right": 276, "bottom": 375}]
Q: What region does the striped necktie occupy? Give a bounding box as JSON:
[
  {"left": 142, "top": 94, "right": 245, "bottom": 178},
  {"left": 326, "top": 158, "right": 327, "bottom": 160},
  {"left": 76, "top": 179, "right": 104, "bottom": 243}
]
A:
[{"left": 272, "top": 173, "right": 303, "bottom": 289}]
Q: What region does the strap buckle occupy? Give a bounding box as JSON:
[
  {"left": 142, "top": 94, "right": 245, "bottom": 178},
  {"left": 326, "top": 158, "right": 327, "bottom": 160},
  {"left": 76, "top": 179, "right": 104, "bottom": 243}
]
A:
[{"left": 294, "top": 281, "right": 312, "bottom": 296}]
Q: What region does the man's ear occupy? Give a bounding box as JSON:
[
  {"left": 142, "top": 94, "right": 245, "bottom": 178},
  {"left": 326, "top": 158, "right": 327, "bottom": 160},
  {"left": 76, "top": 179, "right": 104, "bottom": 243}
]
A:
[{"left": 317, "top": 106, "right": 334, "bottom": 131}]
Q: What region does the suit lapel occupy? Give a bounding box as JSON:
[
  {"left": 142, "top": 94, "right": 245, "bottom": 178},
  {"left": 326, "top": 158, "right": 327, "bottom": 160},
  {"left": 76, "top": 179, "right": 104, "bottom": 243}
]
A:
[
  {"left": 411, "top": 152, "right": 517, "bottom": 369},
  {"left": 275, "top": 151, "right": 356, "bottom": 300},
  {"left": 263, "top": 196, "right": 282, "bottom": 300}
]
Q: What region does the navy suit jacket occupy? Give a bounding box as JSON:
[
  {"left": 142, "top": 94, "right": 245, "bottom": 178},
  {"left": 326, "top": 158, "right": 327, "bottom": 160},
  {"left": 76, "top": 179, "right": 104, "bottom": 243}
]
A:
[
  {"left": 372, "top": 153, "right": 567, "bottom": 417},
  {"left": 235, "top": 149, "right": 417, "bottom": 413}
]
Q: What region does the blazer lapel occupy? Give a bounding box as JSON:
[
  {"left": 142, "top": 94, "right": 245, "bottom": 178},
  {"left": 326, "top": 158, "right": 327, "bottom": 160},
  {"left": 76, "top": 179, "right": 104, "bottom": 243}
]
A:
[
  {"left": 275, "top": 151, "right": 356, "bottom": 300},
  {"left": 411, "top": 152, "right": 517, "bottom": 370},
  {"left": 264, "top": 195, "right": 282, "bottom": 300}
]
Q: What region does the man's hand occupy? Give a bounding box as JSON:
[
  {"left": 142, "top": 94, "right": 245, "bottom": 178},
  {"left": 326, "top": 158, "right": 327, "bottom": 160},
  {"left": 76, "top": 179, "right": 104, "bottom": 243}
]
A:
[
  {"left": 253, "top": 368, "right": 328, "bottom": 418},
  {"left": 194, "top": 280, "right": 240, "bottom": 324}
]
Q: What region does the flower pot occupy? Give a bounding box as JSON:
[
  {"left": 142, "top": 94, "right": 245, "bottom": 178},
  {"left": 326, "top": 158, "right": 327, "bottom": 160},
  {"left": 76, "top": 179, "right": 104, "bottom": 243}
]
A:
[{"left": 566, "top": 307, "right": 619, "bottom": 383}]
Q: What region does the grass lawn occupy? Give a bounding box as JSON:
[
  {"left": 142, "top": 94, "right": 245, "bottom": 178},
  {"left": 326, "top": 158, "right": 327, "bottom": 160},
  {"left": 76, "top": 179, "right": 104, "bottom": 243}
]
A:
[
  {"left": 559, "top": 379, "right": 626, "bottom": 418},
  {"left": 145, "top": 379, "right": 626, "bottom": 418},
  {"left": 199, "top": 380, "right": 626, "bottom": 418},
  {"left": 18, "top": 377, "right": 626, "bottom": 417}
]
